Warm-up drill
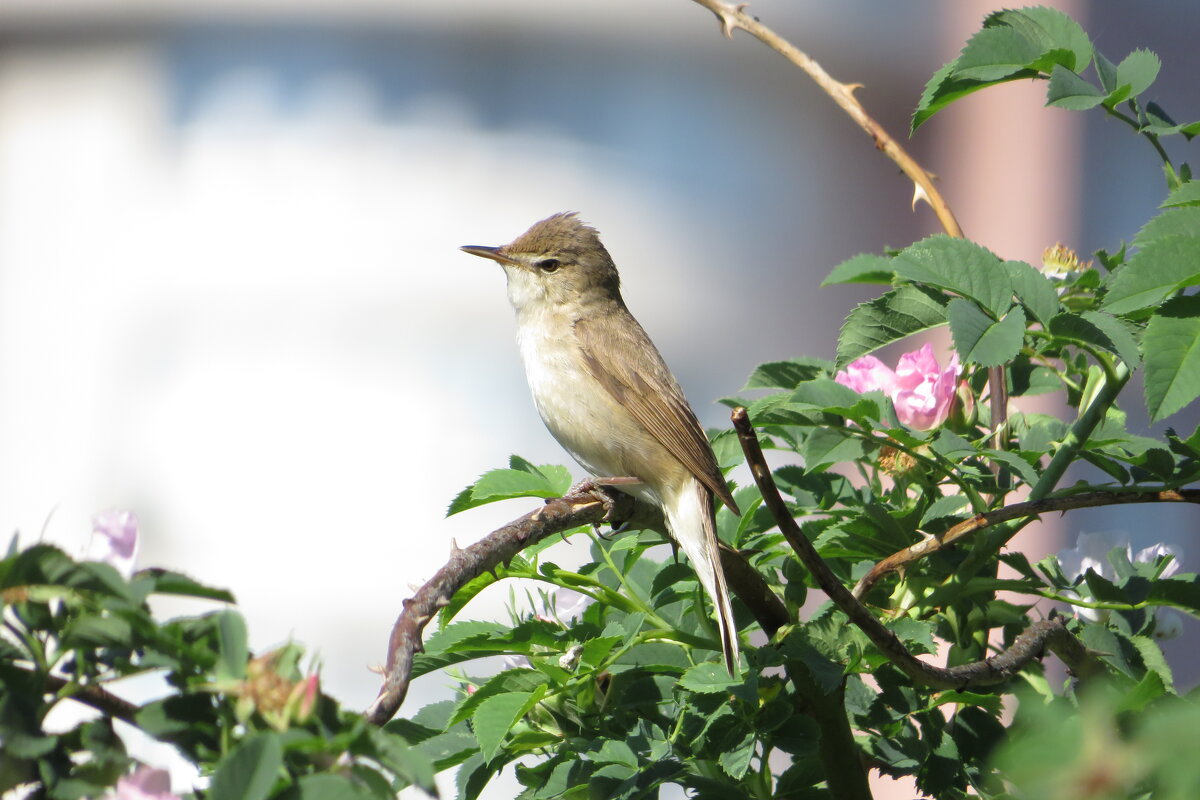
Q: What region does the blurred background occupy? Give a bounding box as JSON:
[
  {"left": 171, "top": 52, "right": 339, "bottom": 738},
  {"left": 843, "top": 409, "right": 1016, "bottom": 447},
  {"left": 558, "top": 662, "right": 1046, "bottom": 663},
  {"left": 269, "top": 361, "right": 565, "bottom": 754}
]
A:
[{"left": 1, "top": 0, "right": 1197, "bottom": 796}]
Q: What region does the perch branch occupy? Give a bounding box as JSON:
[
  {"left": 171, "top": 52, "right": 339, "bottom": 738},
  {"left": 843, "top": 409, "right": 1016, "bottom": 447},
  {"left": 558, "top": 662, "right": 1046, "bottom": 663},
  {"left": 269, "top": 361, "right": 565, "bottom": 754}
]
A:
[
  {"left": 365, "top": 486, "right": 787, "bottom": 725},
  {"left": 854, "top": 488, "right": 1200, "bottom": 599},
  {"left": 732, "top": 406, "right": 1103, "bottom": 689}
]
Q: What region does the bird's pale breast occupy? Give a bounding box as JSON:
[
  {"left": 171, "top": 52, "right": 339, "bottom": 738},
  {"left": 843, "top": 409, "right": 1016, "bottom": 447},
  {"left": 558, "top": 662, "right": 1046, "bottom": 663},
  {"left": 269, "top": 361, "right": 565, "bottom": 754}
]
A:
[{"left": 515, "top": 306, "right": 682, "bottom": 501}]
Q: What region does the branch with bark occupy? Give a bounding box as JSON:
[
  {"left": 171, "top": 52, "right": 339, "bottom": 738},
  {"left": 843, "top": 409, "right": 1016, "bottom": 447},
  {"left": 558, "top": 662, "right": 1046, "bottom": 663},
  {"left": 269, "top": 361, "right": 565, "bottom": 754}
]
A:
[
  {"left": 364, "top": 486, "right": 788, "bottom": 725},
  {"left": 731, "top": 406, "right": 1105, "bottom": 690},
  {"left": 854, "top": 488, "right": 1200, "bottom": 599},
  {"left": 687, "top": 0, "right": 1010, "bottom": 447}
]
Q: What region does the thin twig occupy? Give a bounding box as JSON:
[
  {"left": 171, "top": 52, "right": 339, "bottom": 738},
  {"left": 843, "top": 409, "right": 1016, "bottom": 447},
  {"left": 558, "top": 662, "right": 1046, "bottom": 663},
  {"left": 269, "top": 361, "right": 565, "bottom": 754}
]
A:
[
  {"left": 854, "top": 488, "right": 1200, "bottom": 599},
  {"left": 41, "top": 673, "right": 141, "bottom": 723},
  {"left": 955, "top": 362, "right": 1134, "bottom": 584},
  {"left": 365, "top": 487, "right": 788, "bottom": 725},
  {"left": 732, "top": 407, "right": 1103, "bottom": 689},
  {"left": 689, "top": 0, "right": 961, "bottom": 237},
  {"left": 689, "top": 0, "right": 1010, "bottom": 448}
]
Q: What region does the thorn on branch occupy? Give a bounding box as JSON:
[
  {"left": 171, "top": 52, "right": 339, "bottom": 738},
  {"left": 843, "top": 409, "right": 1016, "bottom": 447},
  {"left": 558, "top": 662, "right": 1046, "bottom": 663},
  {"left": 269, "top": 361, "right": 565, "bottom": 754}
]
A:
[{"left": 706, "top": 1, "right": 748, "bottom": 38}]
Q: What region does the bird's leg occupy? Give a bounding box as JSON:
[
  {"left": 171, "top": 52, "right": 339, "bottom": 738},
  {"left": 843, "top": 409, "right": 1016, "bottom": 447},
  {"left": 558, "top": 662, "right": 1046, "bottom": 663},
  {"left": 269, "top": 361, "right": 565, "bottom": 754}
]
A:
[{"left": 566, "top": 476, "right": 642, "bottom": 538}]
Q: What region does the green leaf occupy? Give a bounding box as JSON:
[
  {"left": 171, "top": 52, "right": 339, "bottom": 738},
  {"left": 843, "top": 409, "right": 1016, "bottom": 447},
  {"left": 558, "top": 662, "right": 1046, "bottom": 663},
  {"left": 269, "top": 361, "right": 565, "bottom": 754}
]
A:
[
  {"left": 952, "top": 25, "right": 1041, "bottom": 81},
  {"left": 63, "top": 614, "right": 133, "bottom": 647},
  {"left": 790, "top": 378, "right": 865, "bottom": 411},
  {"left": 1148, "top": 575, "right": 1200, "bottom": 613},
  {"left": 948, "top": 300, "right": 1026, "bottom": 367},
  {"left": 472, "top": 688, "right": 546, "bottom": 762},
  {"left": 888, "top": 617, "right": 938, "bottom": 655},
  {"left": 802, "top": 427, "right": 865, "bottom": 472},
  {"left": 1118, "top": 671, "right": 1166, "bottom": 714},
  {"left": 1103, "top": 235, "right": 1200, "bottom": 315},
  {"left": 678, "top": 662, "right": 739, "bottom": 694},
  {"left": 215, "top": 610, "right": 249, "bottom": 681},
  {"left": 1133, "top": 206, "right": 1200, "bottom": 247},
  {"left": 718, "top": 731, "right": 757, "bottom": 780},
  {"left": 1047, "top": 312, "right": 1140, "bottom": 367},
  {"left": 983, "top": 449, "right": 1041, "bottom": 486},
  {"left": 209, "top": 732, "right": 283, "bottom": 800},
  {"left": 1046, "top": 65, "right": 1103, "bottom": 110},
  {"left": 1094, "top": 51, "right": 1119, "bottom": 94},
  {"left": 1081, "top": 311, "right": 1142, "bottom": 368},
  {"left": 595, "top": 739, "right": 639, "bottom": 769},
  {"left": 367, "top": 728, "right": 438, "bottom": 793},
  {"left": 282, "top": 775, "right": 378, "bottom": 800},
  {"left": 1129, "top": 635, "right": 1175, "bottom": 695},
  {"left": 836, "top": 284, "right": 948, "bottom": 368},
  {"left": 913, "top": 62, "right": 991, "bottom": 133},
  {"left": 449, "top": 670, "right": 549, "bottom": 728},
  {"left": 141, "top": 569, "right": 236, "bottom": 603},
  {"left": 1115, "top": 48, "right": 1161, "bottom": 100},
  {"left": 1005, "top": 260, "right": 1061, "bottom": 324},
  {"left": 742, "top": 358, "right": 828, "bottom": 390},
  {"left": 821, "top": 253, "right": 896, "bottom": 285},
  {"left": 893, "top": 236, "right": 1011, "bottom": 317},
  {"left": 920, "top": 494, "right": 970, "bottom": 528},
  {"left": 779, "top": 628, "right": 845, "bottom": 694},
  {"left": 1162, "top": 181, "right": 1200, "bottom": 208},
  {"left": 994, "top": 6, "right": 1092, "bottom": 72},
  {"left": 1143, "top": 295, "right": 1200, "bottom": 421},
  {"left": 424, "top": 621, "right": 511, "bottom": 655},
  {"left": 912, "top": 6, "right": 1091, "bottom": 131},
  {"left": 448, "top": 459, "right": 573, "bottom": 516}
]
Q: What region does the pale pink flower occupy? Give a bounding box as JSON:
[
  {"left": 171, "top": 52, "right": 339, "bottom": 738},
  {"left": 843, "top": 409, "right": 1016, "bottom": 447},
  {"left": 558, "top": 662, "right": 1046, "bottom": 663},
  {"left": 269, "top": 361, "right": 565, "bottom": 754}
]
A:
[
  {"left": 90, "top": 509, "right": 140, "bottom": 577},
  {"left": 111, "top": 766, "right": 179, "bottom": 800},
  {"left": 836, "top": 344, "right": 961, "bottom": 430},
  {"left": 834, "top": 355, "right": 898, "bottom": 396}
]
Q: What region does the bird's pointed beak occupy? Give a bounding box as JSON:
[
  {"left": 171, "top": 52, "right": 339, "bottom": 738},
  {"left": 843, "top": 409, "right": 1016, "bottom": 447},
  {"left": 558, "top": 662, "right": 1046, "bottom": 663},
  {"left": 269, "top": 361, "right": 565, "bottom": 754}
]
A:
[{"left": 460, "top": 245, "right": 520, "bottom": 266}]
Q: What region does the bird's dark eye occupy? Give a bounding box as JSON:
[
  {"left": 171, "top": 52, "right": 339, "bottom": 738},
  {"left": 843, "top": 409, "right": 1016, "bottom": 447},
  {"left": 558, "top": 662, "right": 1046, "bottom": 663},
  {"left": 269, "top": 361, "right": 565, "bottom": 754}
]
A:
[{"left": 536, "top": 258, "right": 562, "bottom": 273}]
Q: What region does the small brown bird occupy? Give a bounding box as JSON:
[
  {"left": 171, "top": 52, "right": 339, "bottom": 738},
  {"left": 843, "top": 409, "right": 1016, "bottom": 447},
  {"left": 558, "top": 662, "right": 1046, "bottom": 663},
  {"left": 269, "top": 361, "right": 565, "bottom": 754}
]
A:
[{"left": 461, "top": 213, "right": 741, "bottom": 672}]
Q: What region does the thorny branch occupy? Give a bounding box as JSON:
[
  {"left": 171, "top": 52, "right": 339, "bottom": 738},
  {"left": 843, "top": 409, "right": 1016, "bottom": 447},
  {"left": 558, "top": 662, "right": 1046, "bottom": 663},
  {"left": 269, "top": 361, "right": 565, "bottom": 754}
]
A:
[
  {"left": 687, "top": 0, "right": 1009, "bottom": 447},
  {"left": 43, "top": 673, "right": 141, "bottom": 724},
  {"left": 365, "top": 486, "right": 787, "bottom": 725},
  {"left": 854, "top": 488, "right": 1200, "bottom": 599},
  {"left": 732, "top": 406, "right": 1104, "bottom": 690}
]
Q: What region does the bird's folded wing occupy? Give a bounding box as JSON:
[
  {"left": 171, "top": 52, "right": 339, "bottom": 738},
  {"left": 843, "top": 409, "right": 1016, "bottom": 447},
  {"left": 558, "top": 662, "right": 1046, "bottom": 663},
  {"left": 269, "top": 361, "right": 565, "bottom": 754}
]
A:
[{"left": 574, "top": 315, "right": 740, "bottom": 515}]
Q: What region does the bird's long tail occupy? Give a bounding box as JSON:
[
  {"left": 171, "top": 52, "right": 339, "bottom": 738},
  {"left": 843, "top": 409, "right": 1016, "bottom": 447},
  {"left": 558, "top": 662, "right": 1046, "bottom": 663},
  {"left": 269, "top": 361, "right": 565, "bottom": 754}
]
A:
[{"left": 664, "top": 479, "right": 739, "bottom": 674}]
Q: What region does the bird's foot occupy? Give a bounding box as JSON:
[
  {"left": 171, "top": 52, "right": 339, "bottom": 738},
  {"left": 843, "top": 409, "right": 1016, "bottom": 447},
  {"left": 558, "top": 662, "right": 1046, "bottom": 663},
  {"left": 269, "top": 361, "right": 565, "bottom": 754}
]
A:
[{"left": 567, "top": 476, "right": 642, "bottom": 532}]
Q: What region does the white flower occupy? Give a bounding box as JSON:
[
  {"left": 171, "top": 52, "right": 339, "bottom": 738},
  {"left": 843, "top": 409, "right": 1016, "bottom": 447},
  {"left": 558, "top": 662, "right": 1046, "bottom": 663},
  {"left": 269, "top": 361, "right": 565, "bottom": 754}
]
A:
[{"left": 1056, "top": 531, "right": 1183, "bottom": 637}]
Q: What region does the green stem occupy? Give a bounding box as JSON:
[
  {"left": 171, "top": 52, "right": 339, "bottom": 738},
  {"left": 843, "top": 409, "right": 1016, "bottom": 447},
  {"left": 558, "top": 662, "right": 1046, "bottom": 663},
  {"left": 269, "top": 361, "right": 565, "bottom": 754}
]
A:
[
  {"left": 1028, "top": 360, "right": 1131, "bottom": 504},
  {"left": 1038, "top": 592, "right": 1160, "bottom": 612},
  {"left": 1107, "top": 102, "right": 1174, "bottom": 172},
  {"left": 940, "top": 361, "right": 1132, "bottom": 592}
]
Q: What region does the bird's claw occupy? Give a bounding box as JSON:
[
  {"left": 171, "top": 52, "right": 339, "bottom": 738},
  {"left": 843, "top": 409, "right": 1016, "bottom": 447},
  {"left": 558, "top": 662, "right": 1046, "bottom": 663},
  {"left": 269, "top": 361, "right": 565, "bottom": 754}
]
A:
[{"left": 569, "top": 476, "right": 641, "bottom": 527}]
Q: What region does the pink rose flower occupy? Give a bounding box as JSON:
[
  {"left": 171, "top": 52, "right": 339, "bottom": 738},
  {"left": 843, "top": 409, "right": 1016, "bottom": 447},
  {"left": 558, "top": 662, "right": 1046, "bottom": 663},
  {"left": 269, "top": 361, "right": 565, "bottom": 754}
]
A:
[
  {"left": 836, "top": 344, "right": 961, "bottom": 430},
  {"left": 111, "top": 766, "right": 179, "bottom": 800}
]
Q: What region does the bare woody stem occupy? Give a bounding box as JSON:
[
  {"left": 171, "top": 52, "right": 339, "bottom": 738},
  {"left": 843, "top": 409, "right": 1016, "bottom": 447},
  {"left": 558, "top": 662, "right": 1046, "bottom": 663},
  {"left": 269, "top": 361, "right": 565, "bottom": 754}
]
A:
[
  {"left": 689, "top": 0, "right": 1011, "bottom": 449},
  {"left": 854, "top": 487, "right": 1200, "bottom": 599},
  {"left": 731, "top": 406, "right": 1103, "bottom": 689},
  {"left": 364, "top": 487, "right": 788, "bottom": 725},
  {"left": 689, "top": 0, "right": 962, "bottom": 238},
  {"left": 33, "top": 673, "right": 141, "bottom": 724}
]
